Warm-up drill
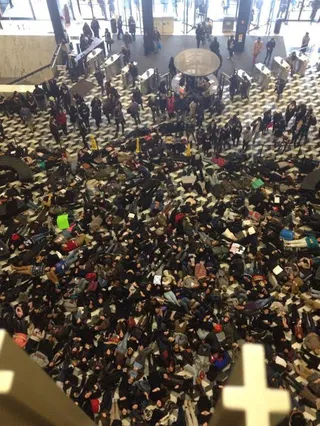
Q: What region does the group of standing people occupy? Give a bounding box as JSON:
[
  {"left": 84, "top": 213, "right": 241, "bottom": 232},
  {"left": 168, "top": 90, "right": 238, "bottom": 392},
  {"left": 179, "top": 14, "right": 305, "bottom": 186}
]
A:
[{"left": 193, "top": 100, "right": 317, "bottom": 156}]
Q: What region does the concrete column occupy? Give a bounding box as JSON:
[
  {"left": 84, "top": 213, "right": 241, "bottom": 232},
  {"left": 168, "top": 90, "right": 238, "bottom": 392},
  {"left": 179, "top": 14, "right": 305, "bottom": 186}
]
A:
[
  {"left": 235, "top": 0, "right": 252, "bottom": 52},
  {"left": 46, "top": 0, "right": 65, "bottom": 44},
  {"left": 141, "top": 0, "right": 154, "bottom": 54}
]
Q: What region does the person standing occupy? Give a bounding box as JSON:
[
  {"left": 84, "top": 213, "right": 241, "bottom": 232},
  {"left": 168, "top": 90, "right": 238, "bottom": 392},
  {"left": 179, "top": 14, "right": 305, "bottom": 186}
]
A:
[
  {"left": 49, "top": 116, "right": 61, "bottom": 145},
  {"left": 105, "top": 28, "right": 113, "bottom": 52},
  {"left": 117, "top": 16, "right": 124, "bottom": 40},
  {"left": 252, "top": 37, "right": 263, "bottom": 65},
  {"left": 132, "top": 87, "right": 144, "bottom": 110},
  {"left": 210, "top": 37, "right": 220, "bottom": 54},
  {"left": 300, "top": 107, "right": 317, "bottom": 144},
  {"left": 189, "top": 100, "right": 197, "bottom": 123},
  {"left": 67, "top": 53, "right": 78, "bottom": 82},
  {"left": 153, "top": 28, "right": 161, "bottom": 53},
  {"left": 264, "top": 38, "right": 276, "bottom": 65},
  {"left": 26, "top": 91, "right": 37, "bottom": 114},
  {"left": 121, "top": 46, "right": 131, "bottom": 65},
  {"left": 114, "top": 103, "right": 125, "bottom": 136},
  {"left": 196, "top": 24, "right": 204, "bottom": 48},
  {"left": 0, "top": 119, "right": 6, "bottom": 140},
  {"left": 242, "top": 125, "right": 252, "bottom": 151},
  {"left": 301, "top": 32, "right": 310, "bottom": 54},
  {"left": 78, "top": 118, "right": 88, "bottom": 147},
  {"left": 94, "top": 68, "right": 105, "bottom": 95},
  {"left": 128, "top": 100, "right": 140, "bottom": 125},
  {"left": 129, "top": 62, "right": 138, "bottom": 87},
  {"left": 56, "top": 109, "right": 68, "bottom": 135},
  {"left": 167, "top": 92, "right": 175, "bottom": 118},
  {"left": 83, "top": 22, "right": 93, "bottom": 38},
  {"left": 275, "top": 77, "right": 286, "bottom": 101},
  {"left": 227, "top": 35, "right": 235, "bottom": 60},
  {"left": 128, "top": 16, "right": 136, "bottom": 41},
  {"left": 42, "top": 79, "right": 52, "bottom": 99},
  {"left": 91, "top": 97, "right": 102, "bottom": 129},
  {"left": 148, "top": 95, "right": 159, "bottom": 124},
  {"left": 230, "top": 116, "right": 242, "bottom": 146},
  {"left": 69, "top": 105, "right": 78, "bottom": 133},
  {"left": 168, "top": 57, "right": 176, "bottom": 75},
  {"left": 229, "top": 70, "right": 238, "bottom": 100},
  {"left": 20, "top": 106, "right": 34, "bottom": 132},
  {"left": 103, "top": 95, "right": 114, "bottom": 124},
  {"left": 60, "top": 83, "right": 71, "bottom": 113},
  {"left": 33, "top": 85, "right": 46, "bottom": 111},
  {"left": 240, "top": 75, "right": 251, "bottom": 99},
  {"left": 159, "top": 91, "right": 167, "bottom": 116},
  {"left": 123, "top": 31, "right": 133, "bottom": 49},
  {"left": 91, "top": 17, "right": 100, "bottom": 38},
  {"left": 79, "top": 101, "right": 90, "bottom": 129},
  {"left": 251, "top": 116, "right": 262, "bottom": 143}
]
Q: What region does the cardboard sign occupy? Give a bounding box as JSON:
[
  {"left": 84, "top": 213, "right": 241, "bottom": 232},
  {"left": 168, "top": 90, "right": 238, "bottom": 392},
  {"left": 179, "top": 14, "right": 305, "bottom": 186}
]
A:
[
  {"left": 57, "top": 214, "right": 70, "bottom": 230},
  {"left": 230, "top": 243, "right": 246, "bottom": 255},
  {"left": 153, "top": 275, "right": 162, "bottom": 285},
  {"left": 248, "top": 227, "right": 256, "bottom": 235},
  {"left": 252, "top": 178, "right": 264, "bottom": 189},
  {"left": 273, "top": 265, "right": 283, "bottom": 275}
]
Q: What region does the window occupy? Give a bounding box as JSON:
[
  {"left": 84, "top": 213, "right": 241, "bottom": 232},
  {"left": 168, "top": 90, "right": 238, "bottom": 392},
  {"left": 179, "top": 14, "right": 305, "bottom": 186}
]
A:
[
  {"left": 0, "top": 0, "right": 33, "bottom": 18},
  {"left": 31, "top": 0, "right": 51, "bottom": 20}
]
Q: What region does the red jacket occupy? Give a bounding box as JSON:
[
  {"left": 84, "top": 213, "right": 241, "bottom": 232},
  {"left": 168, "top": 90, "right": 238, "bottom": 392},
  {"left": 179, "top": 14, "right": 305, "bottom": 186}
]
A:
[{"left": 56, "top": 112, "right": 67, "bottom": 125}]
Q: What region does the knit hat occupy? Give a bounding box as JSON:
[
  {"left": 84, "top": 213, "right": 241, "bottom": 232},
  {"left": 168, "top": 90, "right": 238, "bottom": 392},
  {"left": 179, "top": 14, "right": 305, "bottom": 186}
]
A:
[{"left": 214, "top": 324, "right": 223, "bottom": 333}]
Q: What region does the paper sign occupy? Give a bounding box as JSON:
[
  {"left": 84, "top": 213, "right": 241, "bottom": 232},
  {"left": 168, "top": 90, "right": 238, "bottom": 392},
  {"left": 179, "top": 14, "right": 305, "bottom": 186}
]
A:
[
  {"left": 275, "top": 356, "right": 287, "bottom": 368},
  {"left": 128, "top": 213, "right": 135, "bottom": 218},
  {"left": 230, "top": 243, "right": 246, "bottom": 255},
  {"left": 252, "top": 178, "right": 264, "bottom": 189},
  {"left": 57, "top": 214, "right": 70, "bottom": 230},
  {"left": 273, "top": 265, "right": 283, "bottom": 275},
  {"left": 153, "top": 275, "right": 162, "bottom": 285},
  {"left": 274, "top": 196, "right": 280, "bottom": 204},
  {"left": 248, "top": 227, "right": 256, "bottom": 235}
]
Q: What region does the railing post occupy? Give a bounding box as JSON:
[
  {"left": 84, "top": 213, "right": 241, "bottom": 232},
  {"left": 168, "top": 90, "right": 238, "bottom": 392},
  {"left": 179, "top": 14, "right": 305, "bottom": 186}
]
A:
[{"left": 0, "top": 330, "right": 95, "bottom": 426}]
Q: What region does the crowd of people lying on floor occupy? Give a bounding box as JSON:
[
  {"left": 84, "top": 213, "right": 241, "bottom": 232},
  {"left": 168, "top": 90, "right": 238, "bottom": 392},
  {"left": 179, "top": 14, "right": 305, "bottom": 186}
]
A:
[
  {"left": 0, "top": 69, "right": 320, "bottom": 426},
  {"left": 0, "top": 125, "right": 320, "bottom": 426}
]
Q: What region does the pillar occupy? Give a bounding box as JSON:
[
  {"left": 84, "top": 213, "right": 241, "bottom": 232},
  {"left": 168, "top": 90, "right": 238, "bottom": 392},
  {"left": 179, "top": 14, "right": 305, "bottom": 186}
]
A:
[
  {"left": 141, "top": 0, "right": 154, "bottom": 55},
  {"left": 235, "top": 0, "right": 252, "bottom": 53},
  {"left": 46, "top": 0, "right": 65, "bottom": 44}
]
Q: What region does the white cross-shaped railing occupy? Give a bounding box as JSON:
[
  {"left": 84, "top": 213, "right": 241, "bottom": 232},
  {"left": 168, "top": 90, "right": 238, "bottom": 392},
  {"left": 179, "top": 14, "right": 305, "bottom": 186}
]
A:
[{"left": 211, "top": 344, "right": 291, "bottom": 426}]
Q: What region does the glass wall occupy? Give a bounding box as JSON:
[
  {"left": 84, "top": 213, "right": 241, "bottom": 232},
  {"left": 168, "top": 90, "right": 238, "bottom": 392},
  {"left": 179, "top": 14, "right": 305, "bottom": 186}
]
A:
[
  {"left": 32, "top": 0, "right": 51, "bottom": 20},
  {"left": 0, "top": 0, "right": 34, "bottom": 19},
  {"left": 207, "top": 0, "right": 238, "bottom": 21},
  {"left": 68, "top": 0, "right": 142, "bottom": 30},
  {"left": 279, "top": 0, "right": 320, "bottom": 20}
]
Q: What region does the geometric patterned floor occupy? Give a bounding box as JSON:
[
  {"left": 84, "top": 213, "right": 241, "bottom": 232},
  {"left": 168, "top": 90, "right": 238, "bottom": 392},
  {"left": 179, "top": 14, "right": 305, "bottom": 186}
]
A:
[
  {"left": 3, "top": 65, "right": 320, "bottom": 161},
  {"left": 1, "top": 59, "right": 320, "bottom": 425}
]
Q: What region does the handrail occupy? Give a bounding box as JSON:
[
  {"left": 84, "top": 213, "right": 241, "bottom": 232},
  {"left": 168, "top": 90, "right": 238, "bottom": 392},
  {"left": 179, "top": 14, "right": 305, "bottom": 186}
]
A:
[
  {"left": 9, "top": 64, "right": 51, "bottom": 85},
  {"left": 50, "top": 43, "right": 62, "bottom": 68}
]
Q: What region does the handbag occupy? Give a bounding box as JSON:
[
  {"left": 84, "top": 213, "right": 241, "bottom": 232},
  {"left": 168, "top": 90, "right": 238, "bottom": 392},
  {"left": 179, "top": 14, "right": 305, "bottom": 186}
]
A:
[{"left": 158, "top": 41, "right": 162, "bottom": 49}]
